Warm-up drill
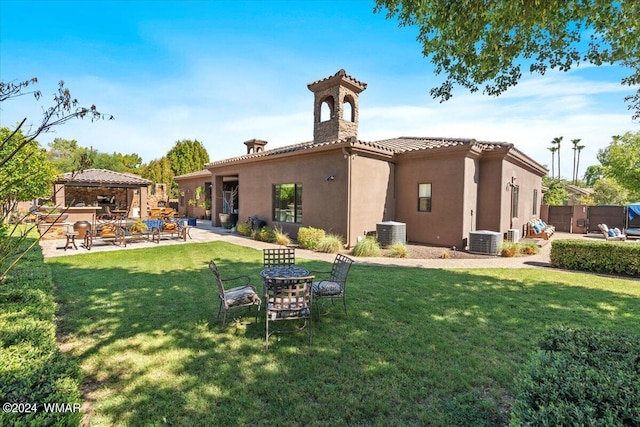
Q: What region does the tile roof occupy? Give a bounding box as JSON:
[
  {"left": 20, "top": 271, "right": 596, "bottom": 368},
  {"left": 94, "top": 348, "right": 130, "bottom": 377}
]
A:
[
  {"left": 174, "top": 169, "right": 212, "bottom": 180},
  {"left": 371, "top": 136, "right": 511, "bottom": 153},
  {"left": 207, "top": 136, "right": 512, "bottom": 167},
  {"left": 58, "top": 169, "right": 152, "bottom": 186}
]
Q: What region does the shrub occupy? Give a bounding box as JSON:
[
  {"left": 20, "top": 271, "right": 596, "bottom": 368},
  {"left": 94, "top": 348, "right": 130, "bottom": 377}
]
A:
[
  {"left": 316, "top": 234, "right": 344, "bottom": 253},
  {"left": 510, "top": 326, "right": 640, "bottom": 426},
  {"left": 550, "top": 239, "right": 640, "bottom": 277},
  {"left": 274, "top": 227, "right": 292, "bottom": 247},
  {"left": 501, "top": 242, "right": 517, "bottom": 257},
  {"left": 518, "top": 242, "right": 539, "bottom": 255},
  {"left": 236, "top": 221, "right": 252, "bottom": 237},
  {"left": 0, "top": 231, "right": 82, "bottom": 426},
  {"left": 351, "top": 236, "right": 381, "bottom": 257},
  {"left": 297, "top": 226, "right": 326, "bottom": 250},
  {"left": 253, "top": 226, "right": 276, "bottom": 243},
  {"left": 386, "top": 243, "right": 408, "bottom": 258},
  {"left": 439, "top": 250, "right": 450, "bottom": 259}
]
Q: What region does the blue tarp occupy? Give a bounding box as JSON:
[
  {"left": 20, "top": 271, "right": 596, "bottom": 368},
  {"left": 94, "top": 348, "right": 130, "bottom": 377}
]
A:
[{"left": 628, "top": 203, "right": 640, "bottom": 220}]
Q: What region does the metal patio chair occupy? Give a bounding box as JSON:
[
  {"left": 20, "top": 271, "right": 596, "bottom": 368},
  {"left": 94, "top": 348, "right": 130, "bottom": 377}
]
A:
[
  {"left": 263, "top": 248, "right": 296, "bottom": 268},
  {"left": 209, "top": 260, "right": 261, "bottom": 328},
  {"left": 311, "top": 254, "right": 354, "bottom": 318},
  {"left": 265, "top": 275, "right": 313, "bottom": 349}
]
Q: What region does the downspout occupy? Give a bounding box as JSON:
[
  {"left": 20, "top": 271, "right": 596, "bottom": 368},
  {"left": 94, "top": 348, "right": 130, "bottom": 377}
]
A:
[{"left": 343, "top": 147, "right": 353, "bottom": 248}]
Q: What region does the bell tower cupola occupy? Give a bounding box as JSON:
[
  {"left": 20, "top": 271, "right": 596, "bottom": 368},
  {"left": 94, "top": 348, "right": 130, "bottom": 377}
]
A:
[{"left": 307, "top": 69, "right": 367, "bottom": 144}]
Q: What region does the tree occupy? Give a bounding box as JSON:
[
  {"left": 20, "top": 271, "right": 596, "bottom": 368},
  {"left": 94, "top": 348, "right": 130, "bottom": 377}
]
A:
[
  {"left": 547, "top": 145, "right": 557, "bottom": 178},
  {"left": 597, "top": 131, "right": 640, "bottom": 201},
  {"left": 374, "top": 1, "right": 640, "bottom": 119},
  {"left": 571, "top": 138, "right": 583, "bottom": 184},
  {"left": 48, "top": 138, "right": 87, "bottom": 173},
  {"left": 0, "top": 128, "right": 57, "bottom": 219},
  {"left": 575, "top": 142, "right": 586, "bottom": 185},
  {"left": 583, "top": 165, "right": 604, "bottom": 187},
  {"left": 48, "top": 139, "right": 143, "bottom": 174},
  {"left": 141, "top": 156, "right": 174, "bottom": 192},
  {"left": 1, "top": 79, "right": 113, "bottom": 169},
  {"left": 551, "top": 136, "right": 563, "bottom": 179},
  {"left": 542, "top": 177, "right": 568, "bottom": 206},
  {"left": 166, "top": 139, "right": 210, "bottom": 177},
  {"left": 592, "top": 177, "right": 629, "bottom": 205}
]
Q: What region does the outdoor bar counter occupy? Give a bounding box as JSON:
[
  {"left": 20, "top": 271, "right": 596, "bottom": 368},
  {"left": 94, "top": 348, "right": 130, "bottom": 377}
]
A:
[{"left": 37, "top": 206, "right": 102, "bottom": 240}]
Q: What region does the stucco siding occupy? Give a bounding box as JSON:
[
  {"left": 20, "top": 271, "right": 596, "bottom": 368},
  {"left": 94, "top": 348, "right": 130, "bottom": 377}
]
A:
[
  {"left": 395, "top": 154, "right": 468, "bottom": 247},
  {"left": 477, "top": 158, "right": 504, "bottom": 231},
  {"left": 461, "top": 157, "right": 480, "bottom": 245},
  {"left": 212, "top": 151, "right": 349, "bottom": 239},
  {"left": 477, "top": 157, "right": 543, "bottom": 236},
  {"left": 348, "top": 156, "right": 395, "bottom": 245}
]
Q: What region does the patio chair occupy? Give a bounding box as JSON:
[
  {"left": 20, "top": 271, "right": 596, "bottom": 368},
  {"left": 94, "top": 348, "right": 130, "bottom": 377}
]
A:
[
  {"left": 598, "top": 224, "right": 627, "bottom": 241},
  {"left": 209, "top": 260, "right": 261, "bottom": 328},
  {"left": 265, "top": 275, "right": 314, "bottom": 349},
  {"left": 310, "top": 254, "right": 354, "bottom": 318},
  {"left": 263, "top": 248, "right": 296, "bottom": 267}
]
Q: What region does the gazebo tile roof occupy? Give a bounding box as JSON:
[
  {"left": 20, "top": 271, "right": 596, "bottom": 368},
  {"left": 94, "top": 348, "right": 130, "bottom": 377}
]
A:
[{"left": 59, "top": 169, "right": 152, "bottom": 186}]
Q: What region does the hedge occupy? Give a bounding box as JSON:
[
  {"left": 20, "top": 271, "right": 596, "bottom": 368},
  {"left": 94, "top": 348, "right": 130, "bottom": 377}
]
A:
[
  {"left": 510, "top": 326, "right": 640, "bottom": 426},
  {"left": 0, "top": 232, "right": 82, "bottom": 426},
  {"left": 550, "top": 239, "right": 640, "bottom": 277}
]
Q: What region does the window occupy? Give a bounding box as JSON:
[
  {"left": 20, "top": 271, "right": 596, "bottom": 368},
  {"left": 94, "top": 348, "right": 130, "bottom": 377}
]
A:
[
  {"left": 273, "top": 183, "right": 302, "bottom": 223},
  {"left": 418, "top": 183, "right": 432, "bottom": 212},
  {"left": 511, "top": 185, "right": 520, "bottom": 218},
  {"left": 532, "top": 189, "right": 538, "bottom": 215}
]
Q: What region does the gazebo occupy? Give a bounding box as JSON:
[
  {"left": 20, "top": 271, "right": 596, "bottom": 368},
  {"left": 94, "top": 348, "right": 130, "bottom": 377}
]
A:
[{"left": 53, "top": 169, "right": 151, "bottom": 221}]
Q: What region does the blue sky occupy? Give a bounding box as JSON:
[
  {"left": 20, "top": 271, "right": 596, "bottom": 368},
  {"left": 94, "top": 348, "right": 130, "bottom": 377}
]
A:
[{"left": 1, "top": 0, "right": 638, "bottom": 179}]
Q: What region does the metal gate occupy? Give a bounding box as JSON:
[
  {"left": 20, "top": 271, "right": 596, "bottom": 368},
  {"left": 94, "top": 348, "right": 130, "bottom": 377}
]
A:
[
  {"left": 587, "top": 205, "right": 626, "bottom": 233},
  {"left": 548, "top": 206, "right": 573, "bottom": 232}
]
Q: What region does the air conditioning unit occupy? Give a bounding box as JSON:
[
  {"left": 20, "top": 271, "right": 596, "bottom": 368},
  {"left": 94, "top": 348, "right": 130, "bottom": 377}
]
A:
[
  {"left": 506, "top": 229, "right": 520, "bottom": 243},
  {"left": 376, "top": 221, "right": 406, "bottom": 247},
  {"left": 469, "top": 230, "right": 503, "bottom": 255}
]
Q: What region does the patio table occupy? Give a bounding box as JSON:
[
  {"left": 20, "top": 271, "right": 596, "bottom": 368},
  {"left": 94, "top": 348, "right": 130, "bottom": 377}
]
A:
[{"left": 261, "top": 266, "right": 310, "bottom": 279}]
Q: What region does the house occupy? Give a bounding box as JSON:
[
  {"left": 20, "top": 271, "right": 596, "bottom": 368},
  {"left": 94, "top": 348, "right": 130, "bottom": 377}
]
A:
[
  {"left": 199, "top": 69, "right": 547, "bottom": 248},
  {"left": 174, "top": 169, "right": 212, "bottom": 219}
]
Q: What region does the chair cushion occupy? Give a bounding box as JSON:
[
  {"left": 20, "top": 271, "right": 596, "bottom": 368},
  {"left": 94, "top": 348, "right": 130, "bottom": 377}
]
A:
[
  {"left": 225, "top": 286, "right": 259, "bottom": 307},
  {"left": 269, "top": 307, "right": 311, "bottom": 318},
  {"left": 312, "top": 281, "right": 343, "bottom": 296}
]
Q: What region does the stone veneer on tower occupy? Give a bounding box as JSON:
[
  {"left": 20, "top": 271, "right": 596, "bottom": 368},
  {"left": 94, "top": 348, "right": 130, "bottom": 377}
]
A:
[{"left": 307, "top": 69, "right": 367, "bottom": 144}]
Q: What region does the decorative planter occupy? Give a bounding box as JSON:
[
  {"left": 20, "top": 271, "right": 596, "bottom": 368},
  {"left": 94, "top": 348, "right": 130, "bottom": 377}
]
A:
[{"left": 219, "top": 213, "right": 238, "bottom": 229}]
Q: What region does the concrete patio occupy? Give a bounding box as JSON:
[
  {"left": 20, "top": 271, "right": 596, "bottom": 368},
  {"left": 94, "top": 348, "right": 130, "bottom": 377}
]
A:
[{"left": 39, "top": 221, "right": 621, "bottom": 269}]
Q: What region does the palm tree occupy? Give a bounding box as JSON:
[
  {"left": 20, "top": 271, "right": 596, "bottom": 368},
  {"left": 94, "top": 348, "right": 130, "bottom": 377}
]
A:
[
  {"left": 548, "top": 146, "right": 558, "bottom": 178},
  {"left": 571, "top": 138, "right": 581, "bottom": 184},
  {"left": 576, "top": 143, "right": 586, "bottom": 184},
  {"left": 551, "top": 136, "right": 563, "bottom": 179}
]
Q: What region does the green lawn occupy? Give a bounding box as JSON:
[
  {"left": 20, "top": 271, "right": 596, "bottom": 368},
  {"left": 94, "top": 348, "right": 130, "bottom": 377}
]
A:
[{"left": 48, "top": 241, "right": 640, "bottom": 426}]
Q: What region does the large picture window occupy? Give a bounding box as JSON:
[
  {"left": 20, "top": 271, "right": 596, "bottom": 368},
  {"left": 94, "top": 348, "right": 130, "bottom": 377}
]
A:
[
  {"left": 273, "top": 183, "right": 302, "bottom": 223},
  {"left": 418, "top": 183, "right": 432, "bottom": 212}
]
